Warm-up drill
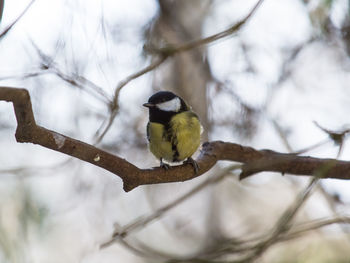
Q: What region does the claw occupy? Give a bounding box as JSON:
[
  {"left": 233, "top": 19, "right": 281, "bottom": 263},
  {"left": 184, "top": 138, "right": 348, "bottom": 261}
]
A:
[
  {"left": 160, "top": 158, "right": 171, "bottom": 170},
  {"left": 183, "top": 157, "right": 199, "bottom": 175}
]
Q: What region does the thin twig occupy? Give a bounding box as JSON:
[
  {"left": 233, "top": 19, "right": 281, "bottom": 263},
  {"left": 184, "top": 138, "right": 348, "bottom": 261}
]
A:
[
  {"left": 234, "top": 160, "right": 340, "bottom": 263},
  {"left": 146, "top": 0, "right": 264, "bottom": 55},
  {"left": 94, "top": 55, "right": 168, "bottom": 144},
  {"left": 236, "top": 178, "right": 318, "bottom": 262},
  {"left": 29, "top": 41, "right": 111, "bottom": 104},
  {"left": 0, "top": 0, "right": 35, "bottom": 40},
  {"left": 272, "top": 118, "right": 350, "bottom": 244},
  {"left": 0, "top": 0, "right": 4, "bottom": 24},
  {"left": 168, "top": 215, "right": 350, "bottom": 263},
  {"left": 101, "top": 165, "right": 241, "bottom": 248}
]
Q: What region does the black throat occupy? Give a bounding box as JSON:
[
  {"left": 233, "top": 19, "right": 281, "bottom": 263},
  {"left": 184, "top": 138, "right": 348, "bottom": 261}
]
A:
[
  {"left": 148, "top": 98, "right": 188, "bottom": 125},
  {"left": 149, "top": 108, "right": 177, "bottom": 125}
]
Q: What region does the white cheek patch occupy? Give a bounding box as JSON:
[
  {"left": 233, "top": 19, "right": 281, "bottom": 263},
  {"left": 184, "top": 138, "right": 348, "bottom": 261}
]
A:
[{"left": 157, "top": 97, "right": 181, "bottom": 112}]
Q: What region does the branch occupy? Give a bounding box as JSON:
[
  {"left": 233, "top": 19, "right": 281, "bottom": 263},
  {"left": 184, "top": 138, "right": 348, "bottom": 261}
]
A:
[
  {"left": 147, "top": 0, "right": 264, "bottom": 56},
  {"left": 0, "top": 0, "right": 4, "bottom": 24},
  {"left": 94, "top": 56, "right": 168, "bottom": 143},
  {"left": 0, "top": 0, "right": 35, "bottom": 40},
  {"left": 2, "top": 87, "right": 350, "bottom": 192},
  {"left": 29, "top": 40, "right": 112, "bottom": 104},
  {"left": 101, "top": 165, "right": 240, "bottom": 248}
]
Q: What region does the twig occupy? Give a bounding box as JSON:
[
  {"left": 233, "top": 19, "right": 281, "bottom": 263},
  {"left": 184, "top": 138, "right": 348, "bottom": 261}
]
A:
[
  {"left": 279, "top": 216, "right": 350, "bottom": 242},
  {"left": 29, "top": 41, "right": 111, "bottom": 104},
  {"left": 146, "top": 0, "right": 264, "bottom": 56},
  {"left": 0, "top": 0, "right": 4, "bottom": 24},
  {"left": 0, "top": 0, "right": 35, "bottom": 40},
  {"left": 233, "top": 160, "right": 340, "bottom": 263},
  {"left": 101, "top": 165, "right": 240, "bottom": 248},
  {"left": 233, "top": 178, "right": 318, "bottom": 262},
  {"left": 272, "top": 118, "right": 350, "bottom": 244},
  {"left": 0, "top": 71, "right": 46, "bottom": 81},
  {"left": 94, "top": 55, "right": 168, "bottom": 144},
  {"left": 168, "top": 215, "right": 350, "bottom": 263},
  {"left": 314, "top": 121, "right": 350, "bottom": 159}
]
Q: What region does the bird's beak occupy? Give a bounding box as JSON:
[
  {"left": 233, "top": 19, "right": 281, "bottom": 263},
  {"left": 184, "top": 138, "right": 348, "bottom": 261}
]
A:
[{"left": 143, "top": 103, "right": 155, "bottom": 108}]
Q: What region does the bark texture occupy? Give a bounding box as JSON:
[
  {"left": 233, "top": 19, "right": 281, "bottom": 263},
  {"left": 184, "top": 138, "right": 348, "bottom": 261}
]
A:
[{"left": 1, "top": 87, "right": 350, "bottom": 192}]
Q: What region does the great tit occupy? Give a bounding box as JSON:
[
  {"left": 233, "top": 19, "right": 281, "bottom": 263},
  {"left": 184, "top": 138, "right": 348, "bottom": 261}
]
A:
[{"left": 143, "top": 91, "right": 201, "bottom": 173}]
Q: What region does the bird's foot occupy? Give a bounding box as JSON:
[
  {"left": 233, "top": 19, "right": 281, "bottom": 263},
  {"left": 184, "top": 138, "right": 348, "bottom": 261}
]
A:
[
  {"left": 183, "top": 157, "right": 199, "bottom": 175},
  {"left": 160, "top": 158, "right": 171, "bottom": 170}
]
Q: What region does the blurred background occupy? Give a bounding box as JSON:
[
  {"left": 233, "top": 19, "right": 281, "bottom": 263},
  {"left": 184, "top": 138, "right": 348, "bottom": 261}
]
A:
[{"left": 1, "top": 0, "right": 350, "bottom": 262}]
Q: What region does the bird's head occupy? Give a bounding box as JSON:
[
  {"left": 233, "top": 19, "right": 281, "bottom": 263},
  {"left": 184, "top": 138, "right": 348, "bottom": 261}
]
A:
[{"left": 143, "top": 91, "right": 188, "bottom": 113}]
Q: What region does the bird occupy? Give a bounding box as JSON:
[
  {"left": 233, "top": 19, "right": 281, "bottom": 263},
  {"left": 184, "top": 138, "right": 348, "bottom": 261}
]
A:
[{"left": 143, "top": 91, "right": 201, "bottom": 174}]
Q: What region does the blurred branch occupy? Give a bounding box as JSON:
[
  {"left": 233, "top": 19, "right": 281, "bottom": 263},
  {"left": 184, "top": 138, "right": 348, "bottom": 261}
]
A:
[
  {"left": 314, "top": 121, "right": 350, "bottom": 158},
  {"left": 163, "top": 177, "right": 318, "bottom": 263},
  {"left": 284, "top": 216, "right": 350, "bottom": 240},
  {"left": 0, "top": 158, "right": 73, "bottom": 176},
  {"left": 145, "top": 0, "right": 264, "bottom": 56},
  {"left": 50, "top": 65, "right": 111, "bottom": 104},
  {"left": 264, "top": 38, "right": 315, "bottom": 112},
  {"left": 236, "top": 177, "right": 318, "bottom": 262},
  {"left": 271, "top": 119, "right": 329, "bottom": 155},
  {"left": 212, "top": 80, "right": 261, "bottom": 138},
  {"left": 0, "top": 0, "right": 4, "bottom": 24},
  {"left": 3, "top": 87, "right": 350, "bottom": 192},
  {"left": 101, "top": 165, "right": 240, "bottom": 248},
  {"left": 95, "top": 0, "right": 265, "bottom": 142},
  {"left": 137, "top": 176, "right": 338, "bottom": 262},
  {"left": 167, "top": 215, "right": 350, "bottom": 262},
  {"left": 0, "top": 0, "right": 35, "bottom": 40},
  {"left": 94, "top": 55, "right": 168, "bottom": 144},
  {"left": 168, "top": 168, "right": 333, "bottom": 262},
  {"left": 0, "top": 70, "right": 46, "bottom": 82},
  {"left": 30, "top": 40, "right": 111, "bottom": 104},
  {"left": 271, "top": 118, "right": 350, "bottom": 245}
]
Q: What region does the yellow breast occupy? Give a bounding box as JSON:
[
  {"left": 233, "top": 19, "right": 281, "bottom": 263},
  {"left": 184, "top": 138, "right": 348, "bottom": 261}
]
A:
[
  {"left": 147, "top": 111, "right": 201, "bottom": 162},
  {"left": 148, "top": 122, "right": 174, "bottom": 161}
]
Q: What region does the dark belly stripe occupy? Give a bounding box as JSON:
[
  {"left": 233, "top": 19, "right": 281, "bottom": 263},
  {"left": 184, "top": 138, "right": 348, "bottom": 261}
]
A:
[
  {"left": 164, "top": 123, "right": 179, "bottom": 162},
  {"left": 172, "top": 142, "right": 179, "bottom": 162}
]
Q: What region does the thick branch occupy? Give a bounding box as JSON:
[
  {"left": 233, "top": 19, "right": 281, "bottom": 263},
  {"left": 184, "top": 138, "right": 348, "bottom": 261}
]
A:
[{"left": 1, "top": 87, "right": 350, "bottom": 192}]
